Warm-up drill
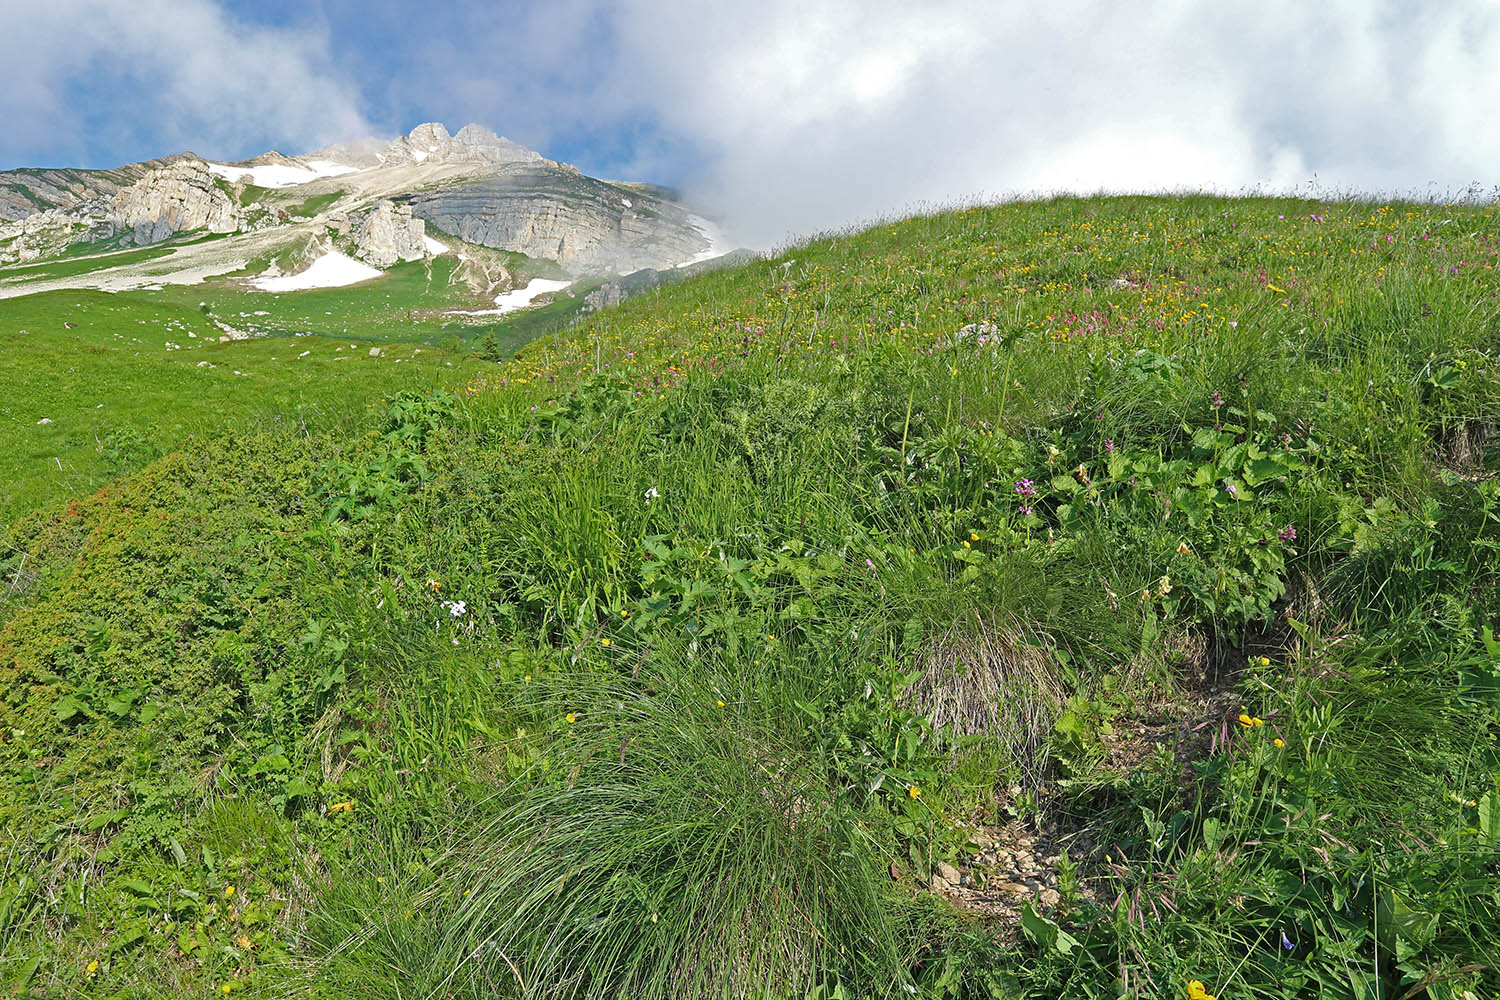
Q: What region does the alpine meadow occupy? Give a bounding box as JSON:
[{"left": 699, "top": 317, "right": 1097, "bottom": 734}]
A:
[{"left": 1, "top": 191, "right": 1497, "bottom": 998}]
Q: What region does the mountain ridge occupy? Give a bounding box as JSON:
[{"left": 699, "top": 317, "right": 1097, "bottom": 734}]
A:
[{"left": 0, "top": 123, "right": 723, "bottom": 281}]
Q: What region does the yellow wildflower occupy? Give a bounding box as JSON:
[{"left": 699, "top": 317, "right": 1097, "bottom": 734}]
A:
[
  {"left": 1176, "top": 541, "right": 1191, "bottom": 556},
  {"left": 907, "top": 785, "right": 921, "bottom": 799},
  {"left": 224, "top": 885, "right": 235, "bottom": 898},
  {"left": 1238, "top": 713, "right": 1254, "bottom": 728},
  {"left": 716, "top": 700, "right": 726, "bottom": 708},
  {"left": 1157, "top": 575, "right": 1172, "bottom": 596},
  {"left": 427, "top": 579, "right": 441, "bottom": 592},
  {"left": 328, "top": 801, "right": 354, "bottom": 814},
  {"left": 565, "top": 712, "right": 577, "bottom": 723},
  {"left": 969, "top": 532, "right": 979, "bottom": 541},
  {"left": 1259, "top": 656, "right": 1271, "bottom": 666},
  {"left": 85, "top": 960, "right": 99, "bottom": 976},
  {"left": 600, "top": 637, "right": 611, "bottom": 647},
  {"left": 1274, "top": 738, "right": 1285, "bottom": 748},
  {"left": 1252, "top": 717, "right": 1264, "bottom": 727},
  {"left": 236, "top": 935, "right": 254, "bottom": 950},
  {"left": 1187, "top": 981, "right": 1216, "bottom": 1000}
]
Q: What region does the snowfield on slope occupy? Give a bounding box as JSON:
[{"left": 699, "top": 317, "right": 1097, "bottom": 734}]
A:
[
  {"left": 250, "top": 252, "right": 381, "bottom": 292},
  {"left": 447, "top": 277, "right": 572, "bottom": 316},
  {"left": 677, "top": 215, "right": 730, "bottom": 268},
  {"left": 206, "top": 160, "right": 359, "bottom": 189}
]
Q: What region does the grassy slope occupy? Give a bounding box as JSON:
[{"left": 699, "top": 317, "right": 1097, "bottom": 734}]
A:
[
  {"left": 0, "top": 289, "right": 473, "bottom": 522},
  {"left": 1, "top": 195, "right": 1498, "bottom": 999}
]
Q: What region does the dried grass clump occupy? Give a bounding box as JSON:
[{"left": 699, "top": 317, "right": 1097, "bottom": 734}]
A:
[{"left": 907, "top": 619, "right": 1065, "bottom": 786}]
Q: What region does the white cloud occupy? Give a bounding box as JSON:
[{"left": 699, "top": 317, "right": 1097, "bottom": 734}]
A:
[
  {"left": 588, "top": 0, "right": 1500, "bottom": 244},
  {"left": 8, "top": 0, "right": 1500, "bottom": 248},
  {"left": 0, "top": 0, "right": 369, "bottom": 164}
]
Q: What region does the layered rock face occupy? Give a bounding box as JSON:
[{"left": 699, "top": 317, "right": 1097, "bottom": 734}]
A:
[
  {"left": 109, "top": 161, "right": 239, "bottom": 244},
  {"left": 404, "top": 162, "right": 709, "bottom": 274},
  {"left": 0, "top": 155, "right": 188, "bottom": 222},
  {"left": 2, "top": 122, "right": 721, "bottom": 279},
  {"left": 351, "top": 200, "right": 426, "bottom": 267}
]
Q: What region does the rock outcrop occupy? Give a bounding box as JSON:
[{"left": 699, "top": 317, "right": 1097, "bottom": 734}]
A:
[
  {"left": 109, "top": 160, "right": 239, "bottom": 245},
  {"left": 0, "top": 154, "right": 190, "bottom": 222},
  {"left": 0, "top": 207, "right": 116, "bottom": 264},
  {"left": 351, "top": 200, "right": 426, "bottom": 267},
  {"left": 404, "top": 162, "right": 709, "bottom": 274}
]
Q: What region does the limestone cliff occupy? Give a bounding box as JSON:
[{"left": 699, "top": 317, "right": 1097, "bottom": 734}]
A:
[
  {"left": 109, "top": 160, "right": 239, "bottom": 244},
  {"left": 0, "top": 154, "right": 190, "bottom": 222},
  {"left": 402, "top": 161, "right": 709, "bottom": 275},
  {"left": 350, "top": 200, "right": 427, "bottom": 267}
]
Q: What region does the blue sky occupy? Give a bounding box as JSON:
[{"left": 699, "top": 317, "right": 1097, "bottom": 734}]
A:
[{"left": 5, "top": 0, "right": 1500, "bottom": 244}]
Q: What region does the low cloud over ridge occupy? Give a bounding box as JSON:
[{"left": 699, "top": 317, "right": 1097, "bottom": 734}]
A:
[
  {"left": 1, "top": 0, "right": 369, "bottom": 168},
  {"left": 5, "top": 0, "right": 1499, "bottom": 247}
]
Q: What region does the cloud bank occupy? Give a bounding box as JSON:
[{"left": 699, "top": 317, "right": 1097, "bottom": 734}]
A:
[
  {"left": 6, "top": 0, "right": 1499, "bottom": 246},
  {"left": 592, "top": 0, "right": 1500, "bottom": 244},
  {"left": 0, "top": 0, "right": 368, "bottom": 167}
]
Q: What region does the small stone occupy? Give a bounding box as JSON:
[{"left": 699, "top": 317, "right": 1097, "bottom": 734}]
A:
[
  {"left": 369, "top": 347, "right": 382, "bottom": 357},
  {"left": 935, "top": 862, "right": 962, "bottom": 884},
  {"left": 1039, "top": 888, "right": 1061, "bottom": 907},
  {"left": 929, "top": 875, "right": 949, "bottom": 893},
  {"left": 35, "top": 417, "right": 53, "bottom": 424}
]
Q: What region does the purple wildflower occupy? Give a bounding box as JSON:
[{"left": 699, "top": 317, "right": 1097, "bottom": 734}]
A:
[
  {"left": 1226, "top": 483, "right": 1238, "bottom": 497},
  {"left": 1277, "top": 524, "right": 1297, "bottom": 542},
  {"left": 1211, "top": 392, "right": 1224, "bottom": 409},
  {"left": 1281, "top": 929, "right": 1294, "bottom": 951},
  {"left": 1104, "top": 438, "right": 1115, "bottom": 453},
  {"left": 1014, "top": 478, "right": 1037, "bottom": 498},
  {"left": 1018, "top": 505, "right": 1034, "bottom": 516}
]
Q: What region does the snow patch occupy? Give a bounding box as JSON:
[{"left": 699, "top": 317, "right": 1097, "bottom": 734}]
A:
[
  {"left": 423, "top": 235, "right": 451, "bottom": 256},
  {"left": 249, "top": 251, "right": 381, "bottom": 292},
  {"left": 675, "top": 215, "right": 730, "bottom": 268},
  {"left": 411, "top": 149, "right": 430, "bottom": 163},
  {"left": 206, "top": 159, "right": 357, "bottom": 189},
  {"left": 447, "top": 277, "right": 571, "bottom": 316},
  {"left": 303, "top": 159, "right": 359, "bottom": 178},
  {"left": 621, "top": 197, "right": 632, "bottom": 208}
]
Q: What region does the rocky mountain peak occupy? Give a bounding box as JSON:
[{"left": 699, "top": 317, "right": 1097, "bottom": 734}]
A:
[{"left": 381, "top": 122, "right": 542, "bottom": 167}]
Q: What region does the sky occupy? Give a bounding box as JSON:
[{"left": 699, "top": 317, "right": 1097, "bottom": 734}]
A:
[{"left": 3, "top": 0, "right": 1499, "bottom": 246}]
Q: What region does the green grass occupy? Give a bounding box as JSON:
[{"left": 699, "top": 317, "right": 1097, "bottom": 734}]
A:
[
  {"left": 0, "top": 233, "right": 237, "bottom": 283},
  {"left": 0, "top": 289, "right": 474, "bottom": 522},
  {"left": 280, "top": 191, "right": 344, "bottom": 218},
  {"left": 0, "top": 243, "right": 178, "bottom": 282},
  {"left": 1, "top": 194, "right": 1497, "bottom": 1000}
]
